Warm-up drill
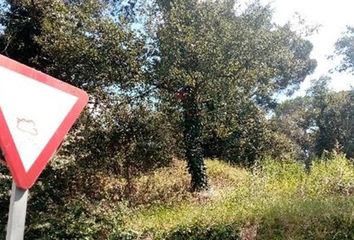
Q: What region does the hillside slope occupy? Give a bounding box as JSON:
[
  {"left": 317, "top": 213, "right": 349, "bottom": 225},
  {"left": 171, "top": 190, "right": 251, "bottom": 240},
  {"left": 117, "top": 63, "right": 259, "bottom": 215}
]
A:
[{"left": 121, "top": 156, "right": 354, "bottom": 239}]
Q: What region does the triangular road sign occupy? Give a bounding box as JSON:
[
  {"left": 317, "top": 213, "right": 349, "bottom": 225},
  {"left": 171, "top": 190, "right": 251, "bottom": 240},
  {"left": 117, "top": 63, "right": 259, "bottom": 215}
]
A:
[{"left": 0, "top": 55, "right": 88, "bottom": 189}]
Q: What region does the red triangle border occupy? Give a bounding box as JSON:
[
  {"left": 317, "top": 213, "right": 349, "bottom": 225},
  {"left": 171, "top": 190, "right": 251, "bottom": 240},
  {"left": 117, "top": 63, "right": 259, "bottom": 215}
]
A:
[{"left": 0, "top": 55, "right": 88, "bottom": 189}]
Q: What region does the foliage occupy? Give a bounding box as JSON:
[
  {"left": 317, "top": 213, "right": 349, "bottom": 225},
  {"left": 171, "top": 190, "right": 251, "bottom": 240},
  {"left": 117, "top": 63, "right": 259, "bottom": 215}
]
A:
[
  {"left": 335, "top": 26, "right": 354, "bottom": 73},
  {"left": 164, "top": 224, "right": 240, "bottom": 240},
  {"left": 276, "top": 76, "right": 354, "bottom": 160},
  {"left": 273, "top": 96, "right": 314, "bottom": 159},
  {"left": 312, "top": 89, "right": 354, "bottom": 159},
  {"left": 0, "top": 0, "right": 173, "bottom": 238},
  {"left": 0, "top": 164, "right": 11, "bottom": 238},
  {"left": 153, "top": 0, "right": 316, "bottom": 190},
  {"left": 69, "top": 105, "right": 174, "bottom": 181},
  {"left": 262, "top": 129, "right": 303, "bottom": 161},
  {"left": 0, "top": 0, "right": 175, "bottom": 176},
  {"left": 220, "top": 106, "right": 273, "bottom": 166}
]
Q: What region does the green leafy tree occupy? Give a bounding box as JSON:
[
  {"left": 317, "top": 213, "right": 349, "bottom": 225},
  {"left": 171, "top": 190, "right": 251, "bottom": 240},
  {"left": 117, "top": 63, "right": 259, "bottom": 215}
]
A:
[
  {"left": 153, "top": 0, "right": 316, "bottom": 191},
  {"left": 273, "top": 95, "right": 318, "bottom": 171},
  {"left": 307, "top": 76, "right": 333, "bottom": 157},
  {"left": 309, "top": 78, "right": 354, "bottom": 158},
  {"left": 335, "top": 26, "right": 354, "bottom": 73},
  {"left": 0, "top": 0, "right": 172, "bottom": 238},
  {"left": 276, "top": 76, "right": 354, "bottom": 162},
  {"left": 274, "top": 96, "right": 315, "bottom": 157}
]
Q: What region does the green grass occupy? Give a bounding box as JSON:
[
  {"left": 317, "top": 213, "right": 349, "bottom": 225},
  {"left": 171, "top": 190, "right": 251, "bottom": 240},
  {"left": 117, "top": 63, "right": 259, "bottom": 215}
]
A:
[{"left": 121, "top": 155, "right": 354, "bottom": 239}]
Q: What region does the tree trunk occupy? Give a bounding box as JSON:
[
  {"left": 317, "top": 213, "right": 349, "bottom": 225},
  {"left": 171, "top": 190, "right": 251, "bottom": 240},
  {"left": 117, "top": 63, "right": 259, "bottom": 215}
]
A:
[{"left": 182, "top": 91, "right": 208, "bottom": 192}]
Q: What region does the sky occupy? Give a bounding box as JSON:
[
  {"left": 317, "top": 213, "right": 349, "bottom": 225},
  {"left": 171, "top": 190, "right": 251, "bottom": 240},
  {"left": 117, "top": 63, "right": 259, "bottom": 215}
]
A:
[{"left": 257, "top": 0, "right": 354, "bottom": 97}]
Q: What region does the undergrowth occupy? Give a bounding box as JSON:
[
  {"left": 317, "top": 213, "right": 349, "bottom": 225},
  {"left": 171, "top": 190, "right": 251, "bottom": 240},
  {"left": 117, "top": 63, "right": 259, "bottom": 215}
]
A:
[
  {"left": 3, "top": 155, "right": 354, "bottom": 239},
  {"left": 123, "top": 155, "right": 354, "bottom": 239}
]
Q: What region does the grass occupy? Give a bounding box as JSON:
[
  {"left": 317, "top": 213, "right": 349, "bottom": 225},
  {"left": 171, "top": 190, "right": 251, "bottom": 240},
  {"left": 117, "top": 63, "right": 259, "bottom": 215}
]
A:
[{"left": 120, "top": 155, "right": 354, "bottom": 239}]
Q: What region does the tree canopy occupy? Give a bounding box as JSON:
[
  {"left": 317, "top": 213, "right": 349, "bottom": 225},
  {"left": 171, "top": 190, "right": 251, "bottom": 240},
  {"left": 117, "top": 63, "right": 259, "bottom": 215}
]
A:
[
  {"left": 153, "top": 0, "right": 316, "bottom": 190},
  {"left": 335, "top": 26, "right": 354, "bottom": 73}
]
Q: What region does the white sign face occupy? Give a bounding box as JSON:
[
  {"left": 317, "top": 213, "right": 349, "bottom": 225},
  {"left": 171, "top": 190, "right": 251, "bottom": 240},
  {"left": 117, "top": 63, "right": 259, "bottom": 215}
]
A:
[{"left": 0, "top": 66, "right": 78, "bottom": 172}]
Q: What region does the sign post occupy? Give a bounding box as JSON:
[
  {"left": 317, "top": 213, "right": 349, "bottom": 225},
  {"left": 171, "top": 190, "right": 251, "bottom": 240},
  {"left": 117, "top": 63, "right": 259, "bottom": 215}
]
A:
[
  {"left": 0, "top": 55, "right": 88, "bottom": 239},
  {"left": 6, "top": 182, "right": 29, "bottom": 240}
]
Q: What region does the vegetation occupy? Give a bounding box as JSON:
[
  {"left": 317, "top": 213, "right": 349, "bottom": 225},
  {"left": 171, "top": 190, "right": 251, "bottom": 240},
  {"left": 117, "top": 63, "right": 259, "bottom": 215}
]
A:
[
  {"left": 336, "top": 26, "right": 354, "bottom": 73},
  {"left": 0, "top": 0, "right": 353, "bottom": 239},
  {"left": 154, "top": 0, "right": 315, "bottom": 190},
  {"left": 274, "top": 76, "right": 354, "bottom": 162},
  {"left": 122, "top": 155, "right": 354, "bottom": 239},
  {"left": 3, "top": 155, "right": 354, "bottom": 239}
]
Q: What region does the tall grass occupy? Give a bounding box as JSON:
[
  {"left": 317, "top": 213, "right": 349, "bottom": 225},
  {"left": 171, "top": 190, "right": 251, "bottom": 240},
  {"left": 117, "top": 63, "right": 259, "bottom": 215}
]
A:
[{"left": 123, "top": 155, "right": 354, "bottom": 239}]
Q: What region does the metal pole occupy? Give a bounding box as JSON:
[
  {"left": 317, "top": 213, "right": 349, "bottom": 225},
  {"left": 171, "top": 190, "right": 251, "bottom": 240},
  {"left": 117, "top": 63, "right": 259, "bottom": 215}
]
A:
[{"left": 6, "top": 181, "right": 28, "bottom": 240}]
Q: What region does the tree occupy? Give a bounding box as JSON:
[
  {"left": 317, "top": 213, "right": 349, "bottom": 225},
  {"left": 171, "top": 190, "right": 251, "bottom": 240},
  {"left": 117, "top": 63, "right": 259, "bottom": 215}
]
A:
[
  {"left": 273, "top": 96, "right": 314, "bottom": 158},
  {"left": 0, "top": 0, "right": 48, "bottom": 66},
  {"left": 0, "top": 0, "right": 173, "bottom": 237},
  {"left": 153, "top": 0, "right": 316, "bottom": 191},
  {"left": 307, "top": 76, "right": 333, "bottom": 157},
  {"left": 309, "top": 77, "right": 354, "bottom": 158},
  {"left": 276, "top": 76, "right": 354, "bottom": 161},
  {"left": 335, "top": 26, "right": 354, "bottom": 73}
]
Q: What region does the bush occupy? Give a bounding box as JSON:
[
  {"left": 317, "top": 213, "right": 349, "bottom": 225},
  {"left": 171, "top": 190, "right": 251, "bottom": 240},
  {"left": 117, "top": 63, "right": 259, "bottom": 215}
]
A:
[{"left": 164, "top": 224, "right": 240, "bottom": 240}]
